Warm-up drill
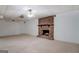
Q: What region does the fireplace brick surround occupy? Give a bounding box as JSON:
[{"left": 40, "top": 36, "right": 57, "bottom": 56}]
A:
[{"left": 38, "top": 16, "right": 55, "bottom": 40}]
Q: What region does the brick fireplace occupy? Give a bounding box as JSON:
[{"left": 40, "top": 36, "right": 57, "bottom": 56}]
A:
[{"left": 38, "top": 16, "right": 55, "bottom": 40}]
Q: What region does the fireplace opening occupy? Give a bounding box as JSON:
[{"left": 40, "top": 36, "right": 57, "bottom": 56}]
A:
[{"left": 42, "top": 30, "right": 49, "bottom": 36}]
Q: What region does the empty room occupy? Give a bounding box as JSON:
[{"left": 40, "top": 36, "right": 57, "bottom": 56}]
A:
[{"left": 0, "top": 5, "right": 79, "bottom": 53}]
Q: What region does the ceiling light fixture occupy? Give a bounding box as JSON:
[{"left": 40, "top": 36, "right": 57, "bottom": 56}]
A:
[{"left": 27, "top": 9, "right": 34, "bottom": 17}]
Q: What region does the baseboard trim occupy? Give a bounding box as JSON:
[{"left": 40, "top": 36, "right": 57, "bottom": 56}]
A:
[{"left": 0, "top": 33, "right": 26, "bottom": 38}]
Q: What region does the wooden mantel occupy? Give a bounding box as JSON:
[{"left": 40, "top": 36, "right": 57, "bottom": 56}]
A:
[{"left": 38, "top": 24, "right": 54, "bottom": 26}]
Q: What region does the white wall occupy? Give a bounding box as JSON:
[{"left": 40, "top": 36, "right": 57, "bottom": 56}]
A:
[
  {"left": 19, "top": 22, "right": 25, "bottom": 34},
  {"left": 23, "top": 19, "right": 38, "bottom": 36},
  {"left": 0, "top": 18, "right": 38, "bottom": 36},
  {"left": 54, "top": 11, "right": 79, "bottom": 44},
  {"left": 0, "top": 20, "right": 22, "bottom": 36}
]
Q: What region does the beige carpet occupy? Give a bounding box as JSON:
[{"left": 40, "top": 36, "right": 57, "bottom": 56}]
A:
[{"left": 0, "top": 34, "right": 79, "bottom": 53}]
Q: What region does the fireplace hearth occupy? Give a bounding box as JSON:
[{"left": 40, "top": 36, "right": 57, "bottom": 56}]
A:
[
  {"left": 42, "top": 30, "right": 49, "bottom": 36},
  {"left": 38, "top": 16, "right": 55, "bottom": 40}
]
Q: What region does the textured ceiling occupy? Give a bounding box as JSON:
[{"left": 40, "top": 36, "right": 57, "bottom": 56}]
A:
[{"left": 0, "top": 5, "right": 79, "bottom": 19}]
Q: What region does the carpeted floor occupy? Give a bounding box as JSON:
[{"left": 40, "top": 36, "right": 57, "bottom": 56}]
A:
[{"left": 0, "top": 34, "right": 79, "bottom": 53}]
